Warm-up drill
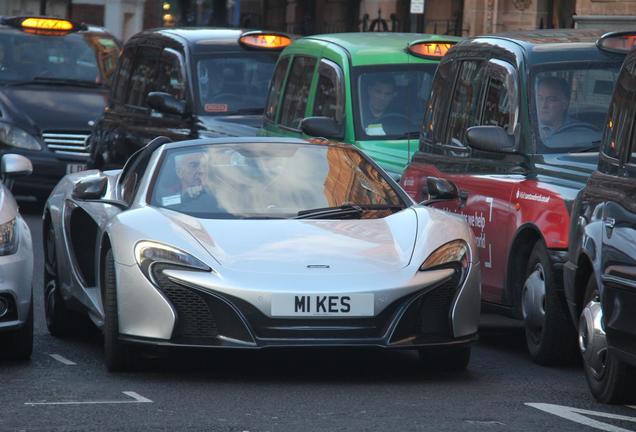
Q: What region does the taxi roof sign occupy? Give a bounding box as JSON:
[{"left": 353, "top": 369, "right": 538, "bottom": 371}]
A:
[
  {"left": 597, "top": 31, "right": 636, "bottom": 54},
  {"left": 239, "top": 31, "right": 293, "bottom": 50},
  {"left": 407, "top": 41, "right": 456, "bottom": 59},
  {"left": 1, "top": 16, "right": 86, "bottom": 34}
]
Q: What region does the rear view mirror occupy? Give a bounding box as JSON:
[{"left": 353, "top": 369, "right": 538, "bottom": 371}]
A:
[
  {"left": 147, "top": 92, "right": 187, "bottom": 116},
  {"left": 72, "top": 174, "right": 108, "bottom": 200},
  {"left": 1, "top": 154, "right": 32, "bottom": 178},
  {"left": 427, "top": 177, "right": 458, "bottom": 200},
  {"left": 300, "top": 117, "right": 344, "bottom": 141},
  {"left": 466, "top": 125, "right": 515, "bottom": 153}
]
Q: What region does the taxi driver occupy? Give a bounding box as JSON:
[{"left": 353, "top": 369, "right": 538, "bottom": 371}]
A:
[
  {"left": 364, "top": 75, "right": 396, "bottom": 135},
  {"left": 537, "top": 76, "right": 571, "bottom": 138}
]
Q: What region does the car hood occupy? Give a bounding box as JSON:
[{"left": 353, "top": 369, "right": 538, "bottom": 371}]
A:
[
  {"left": 197, "top": 114, "right": 262, "bottom": 138},
  {"left": 0, "top": 85, "right": 108, "bottom": 134},
  {"left": 159, "top": 208, "right": 418, "bottom": 275}
]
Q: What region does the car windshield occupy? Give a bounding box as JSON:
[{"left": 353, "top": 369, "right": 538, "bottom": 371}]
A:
[
  {"left": 532, "top": 62, "right": 621, "bottom": 153},
  {"left": 150, "top": 142, "right": 405, "bottom": 219},
  {"left": 354, "top": 64, "right": 436, "bottom": 140},
  {"left": 194, "top": 53, "right": 278, "bottom": 115},
  {"left": 0, "top": 31, "right": 120, "bottom": 85}
]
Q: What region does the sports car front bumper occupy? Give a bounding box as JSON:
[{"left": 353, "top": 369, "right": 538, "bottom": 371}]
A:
[{"left": 114, "top": 258, "right": 481, "bottom": 350}]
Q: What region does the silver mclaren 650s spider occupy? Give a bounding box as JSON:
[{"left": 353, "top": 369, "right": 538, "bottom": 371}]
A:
[{"left": 43, "top": 137, "right": 480, "bottom": 371}]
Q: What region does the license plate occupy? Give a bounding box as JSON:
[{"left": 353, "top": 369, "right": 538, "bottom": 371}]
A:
[
  {"left": 66, "top": 163, "right": 87, "bottom": 174},
  {"left": 271, "top": 293, "right": 374, "bottom": 317}
]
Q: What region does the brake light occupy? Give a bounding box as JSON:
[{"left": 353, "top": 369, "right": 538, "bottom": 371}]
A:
[
  {"left": 239, "top": 32, "right": 293, "bottom": 50},
  {"left": 597, "top": 31, "right": 636, "bottom": 54},
  {"left": 408, "top": 41, "right": 456, "bottom": 59}
]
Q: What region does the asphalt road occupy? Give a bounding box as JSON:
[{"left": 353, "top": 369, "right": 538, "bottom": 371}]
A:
[{"left": 2, "top": 209, "right": 636, "bottom": 431}]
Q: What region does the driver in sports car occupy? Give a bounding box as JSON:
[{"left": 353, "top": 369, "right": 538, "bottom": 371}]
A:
[
  {"left": 537, "top": 76, "right": 597, "bottom": 146},
  {"left": 362, "top": 75, "right": 397, "bottom": 136},
  {"left": 158, "top": 150, "right": 219, "bottom": 211}
]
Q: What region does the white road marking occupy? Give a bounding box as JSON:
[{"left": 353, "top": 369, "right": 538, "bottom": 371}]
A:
[
  {"left": 526, "top": 402, "right": 636, "bottom": 432},
  {"left": 25, "top": 391, "right": 153, "bottom": 406},
  {"left": 49, "top": 354, "right": 76, "bottom": 365}
]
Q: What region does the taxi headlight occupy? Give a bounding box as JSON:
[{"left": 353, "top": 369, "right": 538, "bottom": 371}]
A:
[
  {"left": 0, "top": 219, "right": 18, "bottom": 256},
  {"left": 420, "top": 240, "right": 469, "bottom": 271},
  {"left": 134, "top": 241, "right": 211, "bottom": 283},
  {"left": 0, "top": 122, "right": 42, "bottom": 150}
]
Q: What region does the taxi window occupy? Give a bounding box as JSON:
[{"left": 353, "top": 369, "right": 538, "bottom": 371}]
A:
[
  {"left": 481, "top": 60, "right": 518, "bottom": 135},
  {"left": 313, "top": 59, "right": 344, "bottom": 124},
  {"left": 195, "top": 52, "right": 277, "bottom": 115},
  {"left": 264, "top": 56, "right": 290, "bottom": 122},
  {"left": 604, "top": 60, "right": 636, "bottom": 160},
  {"left": 279, "top": 56, "right": 317, "bottom": 129},
  {"left": 0, "top": 31, "right": 120, "bottom": 85},
  {"left": 533, "top": 62, "right": 621, "bottom": 153},
  {"left": 354, "top": 64, "right": 435, "bottom": 140},
  {"left": 154, "top": 49, "right": 185, "bottom": 101},
  {"left": 126, "top": 47, "right": 160, "bottom": 108},
  {"left": 421, "top": 60, "right": 457, "bottom": 148},
  {"left": 112, "top": 47, "right": 135, "bottom": 103},
  {"left": 446, "top": 60, "right": 485, "bottom": 147}
]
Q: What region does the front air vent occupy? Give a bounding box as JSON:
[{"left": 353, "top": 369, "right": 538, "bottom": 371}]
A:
[{"left": 42, "top": 131, "right": 90, "bottom": 157}]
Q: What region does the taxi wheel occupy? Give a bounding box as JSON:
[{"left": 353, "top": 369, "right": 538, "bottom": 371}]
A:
[
  {"left": 103, "top": 249, "right": 136, "bottom": 372},
  {"left": 1, "top": 296, "right": 33, "bottom": 360},
  {"left": 579, "top": 275, "right": 636, "bottom": 404},
  {"left": 44, "top": 224, "right": 82, "bottom": 337},
  {"left": 521, "top": 241, "right": 577, "bottom": 365},
  {"left": 419, "top": 346, "right": 471, "bottom": 371}
]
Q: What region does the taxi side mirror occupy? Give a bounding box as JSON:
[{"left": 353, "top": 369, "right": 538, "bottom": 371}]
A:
[
  {"left": 301, "top": 117, "right": 344, "bottom": 141},
  {"left": 147, "top": 92, "right": 187, "bottom": 116},
  {"left": 466, "top": 125, "right": 515, "bottom": 153},
  {"left": 1, "top": 154, "right": 32, "bottom": 178}
]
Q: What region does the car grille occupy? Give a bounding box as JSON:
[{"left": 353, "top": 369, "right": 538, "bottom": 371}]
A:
[{"left": 42, "top": 131, "right": 91, "bottom": 157}]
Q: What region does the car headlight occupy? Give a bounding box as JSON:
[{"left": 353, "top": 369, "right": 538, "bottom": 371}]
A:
[
  {"left": 134, "top": 241, "right": 211, "bottom": 283},
  {"left": 420, "top": 240, "right": 469, "bottom": 272},
  {"left": 0, "top": 122, "right": 41, "bottom": 151},
  {"left": 0, "top": 218, "right": 18, "bottom": 256}
]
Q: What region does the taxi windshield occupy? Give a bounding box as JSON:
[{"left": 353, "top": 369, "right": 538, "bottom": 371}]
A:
[
  {"left": 354, "top": 64, "right": 436, "bottom": 140},
  {"left": 532, "top": 62, "right": 621, "bottom": 153},
  {"left": 150, "top": 142, "right": 404, "bottom": 219},
  {"left": 194, "top": 53, "right": 277, "bottom": 116},
  {"left": 0, "top": 31, "right": 120, "bottom": 86}
]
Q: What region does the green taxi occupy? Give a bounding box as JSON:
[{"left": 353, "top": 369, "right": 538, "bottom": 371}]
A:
[{"left": 260, "top": 32, "right": 460, "bottom": 177}]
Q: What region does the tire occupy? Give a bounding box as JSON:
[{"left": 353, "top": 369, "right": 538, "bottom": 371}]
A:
[
  {"left": 580, "top": 275, "right": 636, "bottom": 404},
  {"left": 419, "top": 346, "right": 471, "bottom": 371},
  {"left": 2, "top": 296, "right": 33, "bottom": 360},
  {"left": 521, "top": 241, "right": 577, "bottom": 365},
  {"left": 43, "top": 223, "right": 83, "bottom": 337},
  {"left": 102, "top": 248, "right": 135, "bottom": 372}
]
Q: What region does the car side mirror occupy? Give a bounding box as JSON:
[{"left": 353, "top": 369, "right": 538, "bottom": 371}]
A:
[
  {"left": 1, "top": 154, "right": 32, "bottom": 178},
  {"left": 72, "top": 174, "right": 108, "bottom": 200},
  {"left": 147, "top": 91, "right": 187, "bottom": 116},
  {"left": 427, "top": 177, "right": 458, "bottom": 200},
  {"left": 300, "top": 117, "right": 344, "bottom": 141},
  {"left": 466, "top": 125, "right": 515, "bottom": 153}
]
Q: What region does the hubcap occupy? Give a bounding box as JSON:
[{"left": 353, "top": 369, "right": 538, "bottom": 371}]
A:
[
  {"left": 579, "top": 297, "right": 607, "bottom": 379},
  {"left": 522, "top": 263, "right": 546, "bottom": 342}
]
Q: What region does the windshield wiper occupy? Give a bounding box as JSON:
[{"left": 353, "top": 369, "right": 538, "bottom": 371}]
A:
[
  {"left": 573, "top": 140, "right": 601, "bottom": 153},
  {"left": 395, "top": 131, "right": 420, "bottom": 139},
  {"left": 294, "top": 204, "right": 404, "bottom": 220},
  {"left": 235, "top": 107, "right": 264, "bottom": 115},
  {"left": 23, "top": 77, "right": 103, "bottom": 88}
]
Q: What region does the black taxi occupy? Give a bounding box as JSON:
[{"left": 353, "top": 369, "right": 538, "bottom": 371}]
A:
[
  {"left": 88, "top": 29, "right": 293, "bottom": 169},
  {"left": 0, "top": 16, "right": 120, "bottom": 200},
  {"left": 400, "top": 30, "right": 632, "bottom": 365},
  {"left": 565, "top": 37, "right": 636, "bottom": 403}
]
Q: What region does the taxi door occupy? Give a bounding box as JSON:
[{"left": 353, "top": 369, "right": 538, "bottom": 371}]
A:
[{"left": 435, "top": 58, "right": 520, "bottom": 304}]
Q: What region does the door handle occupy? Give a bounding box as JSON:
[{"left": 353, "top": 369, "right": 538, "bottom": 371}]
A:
[{"left": 604, "top": 217, "right": 616, "bottom": 230}]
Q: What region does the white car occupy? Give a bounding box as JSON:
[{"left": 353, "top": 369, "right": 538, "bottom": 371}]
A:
[
  {"left": 43, "top": 137, "right": 480, "bottom": 371},
  {"left": 0, "top": 154, "right": 33, "bottom": 360}
]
